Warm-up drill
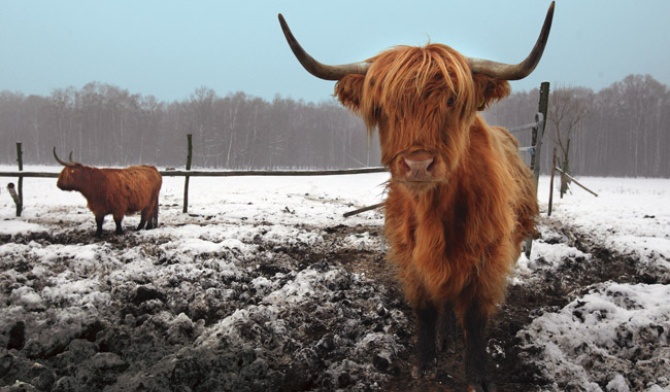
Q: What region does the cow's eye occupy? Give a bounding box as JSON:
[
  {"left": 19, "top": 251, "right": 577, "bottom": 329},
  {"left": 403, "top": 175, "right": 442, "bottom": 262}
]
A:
[{"left": 447, "top": 97, "right": 455, "bottom": 107}]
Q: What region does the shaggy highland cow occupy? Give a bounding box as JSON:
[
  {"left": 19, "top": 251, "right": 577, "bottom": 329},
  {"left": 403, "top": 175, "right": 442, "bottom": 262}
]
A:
[
  {"left": 279, "top": 3, "right": 553, "bottom": 390},
  {"left": 53, "top": 148, "right": 162, "bottom": 238}
]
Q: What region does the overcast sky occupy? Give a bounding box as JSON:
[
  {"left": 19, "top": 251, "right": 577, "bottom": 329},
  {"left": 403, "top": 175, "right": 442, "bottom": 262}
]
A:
[{"left": 1, "top": 1, "right": 668, "bottom": 103}]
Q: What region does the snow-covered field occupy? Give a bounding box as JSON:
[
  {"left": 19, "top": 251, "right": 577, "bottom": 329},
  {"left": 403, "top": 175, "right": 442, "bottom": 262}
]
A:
[{"left": 0, "top": 167, "right": 669, "bottom": 391}]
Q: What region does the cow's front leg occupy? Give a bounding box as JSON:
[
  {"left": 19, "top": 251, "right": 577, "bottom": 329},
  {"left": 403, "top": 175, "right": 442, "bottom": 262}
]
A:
[
  {"left": 412, "top": 301, "right": 438, "bottom": 380},
  {"left": 440, "top": 302, "right": 459, "bottom": 353},
  {"left": 464, "top": 300, "right": 495, "bottom": 392},
  {"left": 113, "top": 214, "right": 124, "bottom": 235},
  {"left": 94, "top": 215, "right": 104, "bottom": 238}
]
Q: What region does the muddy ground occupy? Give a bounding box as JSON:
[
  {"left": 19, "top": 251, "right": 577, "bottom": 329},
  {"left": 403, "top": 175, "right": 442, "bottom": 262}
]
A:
[{"left": 0, "top": 215, "right": 651, "bottom": 392}]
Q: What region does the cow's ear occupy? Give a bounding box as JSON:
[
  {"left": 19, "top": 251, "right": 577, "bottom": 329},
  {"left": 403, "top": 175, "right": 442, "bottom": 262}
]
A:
[
  {"left": 335, "top": 74, "right": 366, "bottom": 112},
  {"left": 472, "top": 73, "right": 511, "bottom": 111}
]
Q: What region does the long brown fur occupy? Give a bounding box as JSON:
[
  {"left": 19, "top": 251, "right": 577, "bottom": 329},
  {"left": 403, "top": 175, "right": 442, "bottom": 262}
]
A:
[
  {"left": 57, "top": 163, "right": 162, "bottom": 237},
  {"left": 335, "top": 43, "right": 539, "bottom": 386}
]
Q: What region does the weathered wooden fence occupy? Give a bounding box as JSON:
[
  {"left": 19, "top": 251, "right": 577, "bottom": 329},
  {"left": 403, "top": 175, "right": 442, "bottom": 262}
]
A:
[
  {"left": 547, "top": 147, "right": 598, "bottom": 216},
  {"left": 0, "top": 140, "right": 386, "bottom": 217},
  {"left": 499, "top": 81, "right": 550, "bottom": 257}
]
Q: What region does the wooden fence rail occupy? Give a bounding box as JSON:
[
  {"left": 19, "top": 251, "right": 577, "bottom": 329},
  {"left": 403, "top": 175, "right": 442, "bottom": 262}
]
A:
[
  {"left": 2, "top": 164, "right": 387, "bottom": 217},
  {"left": 0, "top": 167, "right": 387, "bottom": 179},
  {"left": 2, "top": 134, "right": 390, "bottom": 216}
]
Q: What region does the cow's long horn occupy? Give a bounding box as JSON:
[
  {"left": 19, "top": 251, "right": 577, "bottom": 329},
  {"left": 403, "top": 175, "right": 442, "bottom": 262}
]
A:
[
  {"left": 278, "top": 14, "right": 370, "bottom": 80},
  {"left": 467, "top": 1, "right": 555, "bottom": 80},
  {"left": 53, "top": 147, "right": 74, "bottom": 167}
]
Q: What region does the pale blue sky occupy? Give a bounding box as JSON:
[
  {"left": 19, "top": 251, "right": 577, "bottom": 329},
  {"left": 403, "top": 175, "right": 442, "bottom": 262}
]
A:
[{"left": 1, "top": 1, "right": 669, "bottom": 103}]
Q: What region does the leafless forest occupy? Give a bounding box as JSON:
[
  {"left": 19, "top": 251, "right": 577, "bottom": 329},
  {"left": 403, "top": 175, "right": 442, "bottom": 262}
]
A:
[
  {"left": 1, "top": 74, "right": 668, "bottom": 177},
  {"left": 488, "top": 74, "right": 670, "bottom": 177}
]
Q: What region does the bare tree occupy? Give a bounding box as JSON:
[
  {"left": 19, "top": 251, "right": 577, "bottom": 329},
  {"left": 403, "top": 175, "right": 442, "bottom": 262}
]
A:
[
  {"left": 547, "top": 87, "right": 593, "bottom": 197},
  {"left": 186, "top": 86, "right": 217, "bottom": 167}
]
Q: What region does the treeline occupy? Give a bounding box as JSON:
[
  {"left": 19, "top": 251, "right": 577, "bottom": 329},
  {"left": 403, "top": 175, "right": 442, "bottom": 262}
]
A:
[
  {"left": 1, "top": 74, "right": 669, "bottom": 177},
  {"left": 0, "top": 83, "right": 379, "bottom": 170},
  {"left": 486, "top": 74, "right": 670, "bottom": 177}
]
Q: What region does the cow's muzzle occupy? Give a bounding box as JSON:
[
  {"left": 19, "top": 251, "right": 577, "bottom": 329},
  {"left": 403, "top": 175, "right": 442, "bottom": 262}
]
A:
[{"left": 401, "top": 150, "right": 435, "bottom": 182}]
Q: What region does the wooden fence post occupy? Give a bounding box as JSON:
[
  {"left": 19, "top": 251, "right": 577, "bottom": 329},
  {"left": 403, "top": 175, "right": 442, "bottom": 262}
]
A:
[
  {"left": 548, "top": 147, "right": 557, "bottom": 216},
  {"left": 524, "top": 82, "right": 549, "bottom": 259},
  {"left": 342, "top": 202, "right": 385, "bottom": 218},
  {"left": 530, "top": 82, "right": 550, "bottom": 189},
  {"left": 183, "top": 134, "right": 193, "bottom": 213},
  {"left": 537, "top": 81, "right": 550, "bottom": 137},
  {"left": 7, "top": 183, "right": 21, "bottom": 217},
  {"left": 553, "top": 166, "right": 598, "bottom": 197},
  {"left": 15, "top": 142, "right": 24, "bottom": 217}
]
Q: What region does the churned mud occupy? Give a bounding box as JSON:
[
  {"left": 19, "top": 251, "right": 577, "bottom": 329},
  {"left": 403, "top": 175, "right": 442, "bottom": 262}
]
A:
[{"left": 0, "top": 216, "right": 660, "bottom": 391}]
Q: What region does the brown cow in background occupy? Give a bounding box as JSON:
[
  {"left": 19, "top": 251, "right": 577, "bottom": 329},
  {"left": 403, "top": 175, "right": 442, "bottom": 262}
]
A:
[
  {"left": 279, "top": 3, "right": 553, "bottom": 390},
  {"left": 53, "top": 148, "right": 162, "bottom": 238}
]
